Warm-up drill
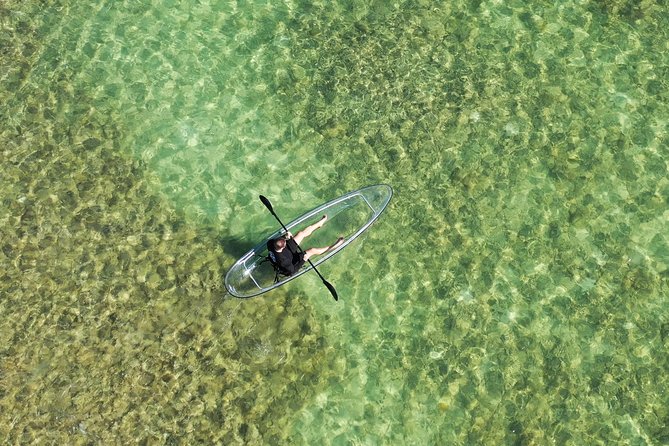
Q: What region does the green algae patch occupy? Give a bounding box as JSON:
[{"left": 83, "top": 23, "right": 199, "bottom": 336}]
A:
[{"left": 0, "top": 4, "right": 331, "bottom": 443}]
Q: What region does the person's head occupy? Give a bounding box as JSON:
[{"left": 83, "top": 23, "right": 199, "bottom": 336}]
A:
[{"left": 273, "top": 238, "right": 286, "bottom": 251}]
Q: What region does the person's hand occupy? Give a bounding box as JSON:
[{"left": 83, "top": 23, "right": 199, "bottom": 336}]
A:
[{"left": 285, "top": 231, "right": 293, "bottom": 239}]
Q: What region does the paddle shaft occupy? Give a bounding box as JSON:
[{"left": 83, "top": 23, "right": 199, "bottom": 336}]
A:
[{"left": 259, "top": 195, "right": 338, "bottom": 301}]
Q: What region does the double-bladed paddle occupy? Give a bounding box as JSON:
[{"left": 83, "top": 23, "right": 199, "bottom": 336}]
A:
[{"left": 259, "top": 195, "right": 339, "bottom": 301}]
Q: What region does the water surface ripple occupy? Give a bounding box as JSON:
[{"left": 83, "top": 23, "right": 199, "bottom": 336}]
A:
[{"left": 1, "top": 0, "right": 668, "bottom": 444}]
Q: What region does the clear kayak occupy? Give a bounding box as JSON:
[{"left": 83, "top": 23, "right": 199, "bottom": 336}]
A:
[{"left": 224, "top": 184, "right": 393, "bottom": 298}]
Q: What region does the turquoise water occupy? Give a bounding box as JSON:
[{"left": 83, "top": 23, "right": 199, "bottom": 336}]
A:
[{"left": 1, "top": 0, "right": 668, "bottom": 444}]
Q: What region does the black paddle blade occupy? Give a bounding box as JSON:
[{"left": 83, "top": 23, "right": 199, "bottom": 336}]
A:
[
  {"left": 259, "top": 195, "right": 274, "bottom": 213},
  {"left": 323, "top": 279, "right": 338, "bottom": 301}
]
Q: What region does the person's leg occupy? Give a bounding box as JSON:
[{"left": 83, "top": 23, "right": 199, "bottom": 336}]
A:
[
  {"left": 293, "top": 215, "right": 328, "bottom": 245},
  {"left": 303, "top": 237, "right": 345, "bottom": 261}
]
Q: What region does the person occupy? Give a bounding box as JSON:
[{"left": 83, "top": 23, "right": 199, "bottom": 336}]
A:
[{"left": 267, "top": 215, "right": 344, "bottom": 276}]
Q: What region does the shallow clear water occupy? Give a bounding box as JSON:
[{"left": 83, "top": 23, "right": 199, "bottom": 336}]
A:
[{"left": 1, "top": 0, "right": 668, "bottom": 444}]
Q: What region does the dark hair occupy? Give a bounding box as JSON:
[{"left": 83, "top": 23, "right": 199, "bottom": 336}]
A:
[{"left": 273, "top": 238, "right": 286, "bottom": 250}]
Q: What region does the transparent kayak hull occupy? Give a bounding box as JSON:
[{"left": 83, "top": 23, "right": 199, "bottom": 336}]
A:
[{"left": 225, "top": 184, "right": 393, "bottom": 298}]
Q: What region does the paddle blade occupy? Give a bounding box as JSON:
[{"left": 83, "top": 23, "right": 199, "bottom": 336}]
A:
[
  {"left": 323, "top": 279, "right": 338, "bottom": 301},
  {"left": 259, "top": 195, "right": 274, "bottom": 213}
]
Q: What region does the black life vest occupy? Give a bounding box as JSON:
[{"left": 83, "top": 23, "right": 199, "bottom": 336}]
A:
[{"left": 266, "top": 238, "right": 292, "bottom": 279}]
